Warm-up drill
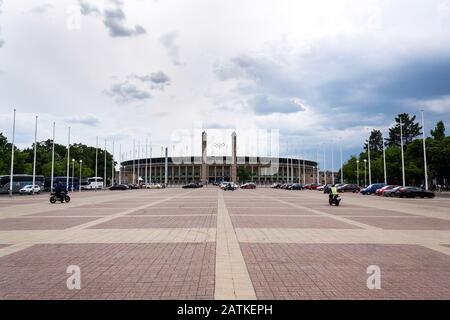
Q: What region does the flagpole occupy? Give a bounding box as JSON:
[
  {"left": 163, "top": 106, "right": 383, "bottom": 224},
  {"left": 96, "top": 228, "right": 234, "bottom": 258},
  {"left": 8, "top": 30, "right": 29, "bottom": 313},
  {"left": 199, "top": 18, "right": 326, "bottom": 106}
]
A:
[
  {"left": 51, "top": 122, "right": 55, "bottom": 193},
  {"left": 421, "top": 110, "right": 429, "bottom": 190},
  {"left": 9, "top": 109, "right": 16, "bottom": 197},
  {"left": 382, "top": 132, "right": 387, "bottom": 184},
  {"left": 95, "top": 136, "right": 98, "bottom": 192},
  {"left": 112, "top": 140, "right": 115, "bottom": 186},
  {"left": 32, "top": 116, "right": 38, "bottom": 195},
  {"left": 400, "top": 119, "right": 406, "bottom": 187},
  {"left": 66, "top": 127, "right": 71, "bottom": 192}
]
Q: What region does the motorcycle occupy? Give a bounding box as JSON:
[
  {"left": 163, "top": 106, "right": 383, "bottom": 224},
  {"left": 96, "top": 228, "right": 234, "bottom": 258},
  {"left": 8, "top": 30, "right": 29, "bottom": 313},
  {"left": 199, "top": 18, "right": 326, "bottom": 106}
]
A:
[
  {"left": 328, "top": 194, "right": 341, "bottom": 206},
  {"left": 50, "top": 192, "right": 71, "bottom": 204}
]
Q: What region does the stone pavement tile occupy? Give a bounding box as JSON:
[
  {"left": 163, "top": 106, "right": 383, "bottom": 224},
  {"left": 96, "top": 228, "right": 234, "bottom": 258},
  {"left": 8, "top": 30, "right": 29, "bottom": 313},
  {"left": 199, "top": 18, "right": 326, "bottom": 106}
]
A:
[
  {"left": 151, "top": 202, "right": 217, "bottom": 208},
  {"left": 129, "top": 207, "right": 217, "bottom": 216},
  {"left": 0, "top": 243, "right": 215, "bottom": 300},
  {"left": 88, "top": 216, "right": 217, "bottom": 229},
  {"left": 318, "top": 208, "right": 415, "bottom": 217},
  {"left": 226, "top": 202, "right": 292, "bottom": 208},
  {"left": 0, "top": 244, "right": 9, "bottom": 249},
  {"left": 346, "top": 217, "right": 450, "bottom": 230},
  {"left": 231, "top": 216, "right": 361, "bottom": 229},
  {"left": 241, "top": 243, "right": 450, "bottom": 299},
  {"left": 26, "top": 208, "right": 126, "bottom": 217},
  {"left": 228, "top": 208, "right": 317, "bottom": 216},
  {"left": 0, "top": 217, "right": 98, "bottom": 230}
]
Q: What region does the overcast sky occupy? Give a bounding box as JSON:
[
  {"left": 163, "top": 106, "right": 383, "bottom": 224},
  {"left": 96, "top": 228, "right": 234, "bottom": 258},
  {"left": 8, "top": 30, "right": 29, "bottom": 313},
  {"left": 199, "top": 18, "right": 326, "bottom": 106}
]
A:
[{"left": 1, "top": 0, "right": 450, "bottom": 169}]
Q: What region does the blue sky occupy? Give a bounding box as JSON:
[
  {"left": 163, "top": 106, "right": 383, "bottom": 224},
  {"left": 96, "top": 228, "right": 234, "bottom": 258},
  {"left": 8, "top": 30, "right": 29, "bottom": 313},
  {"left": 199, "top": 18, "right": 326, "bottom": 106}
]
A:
[{"left": 0, "top": 0, "right": 449, "bottom": 170}]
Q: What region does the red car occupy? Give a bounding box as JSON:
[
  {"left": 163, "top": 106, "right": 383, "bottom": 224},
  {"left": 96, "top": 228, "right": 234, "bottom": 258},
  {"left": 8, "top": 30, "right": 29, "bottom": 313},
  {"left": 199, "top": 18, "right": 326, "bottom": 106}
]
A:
[
  {"left": 376, "top": 185, "right": 398, "bottom": 196},
  {"left": 309, "top": 183, "right": 320, "bottom": 190},
  {"left": 241, "top": 183, "right": 256, "bottom": 189}
]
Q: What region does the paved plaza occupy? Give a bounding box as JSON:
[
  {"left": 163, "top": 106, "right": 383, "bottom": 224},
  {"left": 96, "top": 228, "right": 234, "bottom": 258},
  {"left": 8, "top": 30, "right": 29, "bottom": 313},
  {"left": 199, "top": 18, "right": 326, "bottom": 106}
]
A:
[{"left": 0, "top": 188, "right": 449, "bottom": 300}]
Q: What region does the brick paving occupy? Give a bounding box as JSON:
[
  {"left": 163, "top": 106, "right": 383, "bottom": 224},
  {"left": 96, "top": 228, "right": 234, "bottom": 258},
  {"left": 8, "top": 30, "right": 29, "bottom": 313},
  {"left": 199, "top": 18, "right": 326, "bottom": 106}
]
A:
[
  {"left": 0, "top": 243, "right": 215, "bottom": 300},
  {"left": 241, "top": 243, "right": 450, "bottom": 299},
  {"left": 231, "top": 216, "right": 360, "bottom": 229},
  {"left": 89, "top": 216, "right": 217, "bottom": 229},
  {"left": 0, "top": 217, "right": 98, "bottom": 230},
  {"left": 347, "top": 217, "right": 450, "bottom": 230},
  {"left": 0, "top": 188, "right": 449, "bottom": 299}
]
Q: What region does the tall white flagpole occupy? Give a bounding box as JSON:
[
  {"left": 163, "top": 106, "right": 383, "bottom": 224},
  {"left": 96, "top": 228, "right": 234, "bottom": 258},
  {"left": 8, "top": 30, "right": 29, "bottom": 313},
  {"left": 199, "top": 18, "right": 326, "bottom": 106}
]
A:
[
  {"left": 400, "top": 119, "right": 406, "bottom": 187},
  {"left": 331, "top": 142, "right": 335, "bottom": 185},
  {"left": 112, "top": 140, "right": 115, "bottom": 186},
  {"left": 104, "top": 140, "right": 107, "bottom": 188},
  {"left": 9, "top": 109, "right": 16, "bottom": 197},
  {"left": 119, "top": 144, "right": 122, "bottom": 185},
  {"left": 421, "top": 110, "right": 429, "bottom": 190},
  {"left": 340, "top": 140, "right": 343, "bottom": 184},
  {"left": 95, "top": 136, "right": 98, "bottom": 192},
  {"left": 382, "top": 132, "right": 387, "bottom": 184},
  {"left": 32, "top": 116, "right": 38, "bottom": 195},
  {"left": 51, "top": 122, "right": 55, "bottom": 193},
  {"left": 367, "top": 131, "right": 372, "bottom": 185},
  {"left": 145, "top": 139, "right": 148, "bottom": 185},
  {"left": 66, "top": 127, "right": 71, "bottom": 192}
]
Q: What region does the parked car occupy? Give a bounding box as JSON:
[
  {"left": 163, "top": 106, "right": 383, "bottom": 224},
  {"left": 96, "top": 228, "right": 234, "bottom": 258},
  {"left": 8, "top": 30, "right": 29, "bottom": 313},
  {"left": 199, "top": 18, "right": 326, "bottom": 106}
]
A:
[
  {"left": 383, "top": 186, "right": 402, "bottom": 197},
  {"left": 182, "top": 182, "right": 203, "bottom": 189},
  {"left": 241, "top": 182, "right": 256, "bottom": 189},
  {"left": 337, "top": 184, "right": 360, "bottom": 193},
  {"left": 220, "top": 182, "right": 238, "bottom": 191},
  {"left": 145, "top": 183, "right": 162, "bottom": 189},
  {"left": 317, "top": 184, "right": 328, "bottom": 191},
  {"left": 288, "top": 183, "right": 304, "bottom": 190},
  {"left": 128, "top": 184, "right": 140, "bottom": 189},
  {"left": 310, "top": 183, "right": 320, "bottom": 190},
  {"left": 280, "top": 183, "right": 292, "bottom": 189},
  {"left": 361, "top": 183, "right": 387, "bottom": 195},
  {"left": 109, "top": 184, "right": 129, "bottom": 191},
  {"left": 271, "top": 183, "right": 282, "bottom": 189},
  {"left": 394, "top": 187, "right": 435, "bottom": 198},
  {"left": 19, "top": 185, "right": 41, "bottom": 195},
  {"left": 376, "top": 185, "right": 398, "bottom": 196}
]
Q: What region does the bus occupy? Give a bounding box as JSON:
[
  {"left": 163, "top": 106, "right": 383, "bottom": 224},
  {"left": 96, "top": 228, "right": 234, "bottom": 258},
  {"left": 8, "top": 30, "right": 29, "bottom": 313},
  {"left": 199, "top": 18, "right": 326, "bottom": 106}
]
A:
[
  {"left": 0, "top": 175, "right": 45, "bottom": 194},
  {"left": 83, "top": 177, "right": 104, "bottom": 190},
  {"left": 44, "top": 176, "right": 80, "bottom": 192}
]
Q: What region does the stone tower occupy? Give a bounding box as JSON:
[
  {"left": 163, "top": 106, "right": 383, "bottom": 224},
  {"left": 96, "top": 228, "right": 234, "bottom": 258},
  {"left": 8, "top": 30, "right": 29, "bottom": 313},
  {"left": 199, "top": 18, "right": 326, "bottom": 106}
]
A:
[
  {"left": 201, "top": 131, "right": 208, "bottom": 184},
  {"left": 231, "top": 131, "right": 237, "bottom": 182}
]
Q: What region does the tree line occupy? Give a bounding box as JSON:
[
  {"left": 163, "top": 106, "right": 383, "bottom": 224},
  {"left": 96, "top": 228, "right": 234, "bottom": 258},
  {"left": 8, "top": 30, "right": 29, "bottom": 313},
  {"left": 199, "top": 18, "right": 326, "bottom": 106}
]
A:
[
  {"left": 0, "top": 133, "right": 115, "bottom": 184},
  {"left": 342, "top": 113, "right": 449, "bottom": 188}
]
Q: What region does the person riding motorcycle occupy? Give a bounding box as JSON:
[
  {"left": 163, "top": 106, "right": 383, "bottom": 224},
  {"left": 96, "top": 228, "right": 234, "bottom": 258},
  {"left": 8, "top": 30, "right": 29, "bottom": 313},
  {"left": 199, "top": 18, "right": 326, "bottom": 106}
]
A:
[
  {"left": 54, "top": 182, "right": 64, "bottom": 200},
  {"left": 329, "top": 185, "right": 338, "bottom": 201}
]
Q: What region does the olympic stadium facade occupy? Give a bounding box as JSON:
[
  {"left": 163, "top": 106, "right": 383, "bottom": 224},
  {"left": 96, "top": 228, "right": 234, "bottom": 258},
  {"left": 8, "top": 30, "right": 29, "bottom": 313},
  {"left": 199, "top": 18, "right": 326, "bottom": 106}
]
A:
[{"left": 120, "top": 132, "right": 336, "bottom": 185}]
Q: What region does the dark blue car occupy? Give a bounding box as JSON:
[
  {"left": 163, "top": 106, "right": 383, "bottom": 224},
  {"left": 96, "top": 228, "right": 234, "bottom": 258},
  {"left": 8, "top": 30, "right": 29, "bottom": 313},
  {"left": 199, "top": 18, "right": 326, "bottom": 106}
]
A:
[{"left": 361, "top": 183, "right": 387, "bottom": 195}]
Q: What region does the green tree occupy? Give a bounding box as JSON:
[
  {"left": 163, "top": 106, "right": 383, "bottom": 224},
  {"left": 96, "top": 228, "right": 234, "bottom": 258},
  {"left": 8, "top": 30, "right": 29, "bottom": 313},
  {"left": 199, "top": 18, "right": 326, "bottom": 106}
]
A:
[
  {"left": 386, "top": 113, "right": 422, "bottom": 147},
  {"left": 364, "top": 129, "right": 384, "bottom": 153},
  {"left": 430, "top": 121, "right": 446, "bottom": 141}
]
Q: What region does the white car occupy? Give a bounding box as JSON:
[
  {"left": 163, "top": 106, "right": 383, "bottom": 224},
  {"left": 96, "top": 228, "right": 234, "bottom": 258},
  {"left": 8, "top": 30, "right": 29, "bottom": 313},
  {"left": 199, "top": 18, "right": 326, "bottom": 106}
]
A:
[
  {"left": 19, "top": 185, "right": 41, "bottom": 195},
  {"left": 146, "top": 183, "right": 162, "bottom": 189}
]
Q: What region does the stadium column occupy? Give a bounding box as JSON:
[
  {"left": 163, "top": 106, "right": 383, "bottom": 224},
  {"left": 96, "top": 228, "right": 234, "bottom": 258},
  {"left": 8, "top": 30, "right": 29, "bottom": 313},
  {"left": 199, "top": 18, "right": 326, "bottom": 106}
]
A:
[
  {"left": 201, "top": 131, "right": 208, "bottom": 185},
  {"left": 231, "top": 131, "right": 237, "bottom": 183}
]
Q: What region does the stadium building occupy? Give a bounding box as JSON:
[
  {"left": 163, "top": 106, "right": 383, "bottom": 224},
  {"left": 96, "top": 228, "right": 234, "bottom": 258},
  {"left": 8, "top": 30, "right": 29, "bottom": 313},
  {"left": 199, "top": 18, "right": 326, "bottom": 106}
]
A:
[{"left": 120, "top": 132, "right": 336, "bottom": 185}]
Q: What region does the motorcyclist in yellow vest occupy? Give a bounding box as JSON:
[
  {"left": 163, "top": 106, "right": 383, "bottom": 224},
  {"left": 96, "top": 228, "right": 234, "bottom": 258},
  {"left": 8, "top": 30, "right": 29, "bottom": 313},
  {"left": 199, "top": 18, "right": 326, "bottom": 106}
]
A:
[{"left": 329, "top": 185, "right": 338, "bottom": 201}]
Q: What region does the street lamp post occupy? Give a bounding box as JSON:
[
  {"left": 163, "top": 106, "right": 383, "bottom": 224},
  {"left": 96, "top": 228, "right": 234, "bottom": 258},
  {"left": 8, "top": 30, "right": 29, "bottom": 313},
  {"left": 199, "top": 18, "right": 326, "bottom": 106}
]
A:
[
  {"left": 79, "top": 160, "right": 82, "bottom": 192},
  {"left": 71, "top": 159, "right": 75, "bottom": 192},
  {"left": 421, "top": 110, "right": 429, "bottom": 190},
  {"left": 363, "top": 160, "right": 367, "bottom": 187},
  {"left": 356, "top": 160, "right": 360, "bottom": 186}
]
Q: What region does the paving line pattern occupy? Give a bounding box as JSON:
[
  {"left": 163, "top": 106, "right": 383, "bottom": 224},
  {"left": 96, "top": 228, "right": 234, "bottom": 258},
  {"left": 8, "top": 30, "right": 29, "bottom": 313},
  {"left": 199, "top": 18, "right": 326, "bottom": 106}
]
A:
[{"left": 215, "top": 190, "right": 256, "bottom": 300}]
